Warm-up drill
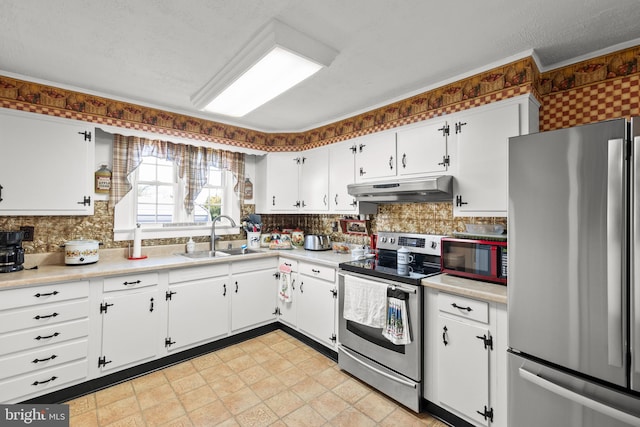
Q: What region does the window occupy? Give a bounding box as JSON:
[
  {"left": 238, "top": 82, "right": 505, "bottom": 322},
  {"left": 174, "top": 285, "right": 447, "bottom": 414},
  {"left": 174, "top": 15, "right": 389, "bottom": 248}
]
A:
[
  {"left": 136, "top": 157, "right": 176, "bottom": 224},
  {"left": 193, "top": 168, "right": 225, "bottom": 222}
]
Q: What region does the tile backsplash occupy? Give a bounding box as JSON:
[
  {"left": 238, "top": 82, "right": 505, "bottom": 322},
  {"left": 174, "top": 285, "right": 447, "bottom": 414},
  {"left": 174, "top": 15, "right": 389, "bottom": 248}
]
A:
[{"left": 0, "top": 201, "right": 506, "bottom": 254}]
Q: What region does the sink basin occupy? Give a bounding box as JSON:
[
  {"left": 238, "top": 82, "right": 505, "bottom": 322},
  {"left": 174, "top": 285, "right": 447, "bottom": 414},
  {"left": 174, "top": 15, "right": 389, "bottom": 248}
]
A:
[
  {"left": 176, "top": 250, "right": 230, "bottom": 259},
  {"left": 218, "top": 248, "right": 261, "bottom": 256},
  {"left": 177, "top": 248, "right": 260, "bottom": 258}
]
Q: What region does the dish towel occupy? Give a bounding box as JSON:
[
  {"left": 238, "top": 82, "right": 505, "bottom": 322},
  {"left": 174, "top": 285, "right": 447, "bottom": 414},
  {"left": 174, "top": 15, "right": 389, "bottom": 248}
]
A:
[
  {"left": 343, "top": 275, "right": 387, "bottom": 328},
  {"left": 278, "top": 263, "right": 293, "bottom": 303},
  {"left": 383, "top": 296, "right": 412, "bottom": 345}
]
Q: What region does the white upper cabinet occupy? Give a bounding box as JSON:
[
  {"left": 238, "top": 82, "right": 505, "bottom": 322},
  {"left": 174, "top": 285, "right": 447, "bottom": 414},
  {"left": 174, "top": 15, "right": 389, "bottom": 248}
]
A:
[
  {"left": 328, "top": 140, "right": 357, "bottom": 212},
  {"left": 354, "top": 131, "right": 397, "bottom": 182},
  {"left": 255, "top": 152, "right": 300, "bottom": 212},
  {"left": 452, "top": 94, "right": 539, "bottom": 217},
  {"left": 396, "top": 120, "right": 450, "bottom": 177},
  {"left": 0, "top": 109, "right": 95, "bottom": 215},
  {"left": 299, "top": 147, "right": 329, "bottom": 212}
]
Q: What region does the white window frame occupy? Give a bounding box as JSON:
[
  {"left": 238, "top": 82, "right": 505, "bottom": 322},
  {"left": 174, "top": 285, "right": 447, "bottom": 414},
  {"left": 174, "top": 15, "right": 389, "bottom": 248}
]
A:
[{"left": 113, "top": 159, "right": 240, "bottom": 242}]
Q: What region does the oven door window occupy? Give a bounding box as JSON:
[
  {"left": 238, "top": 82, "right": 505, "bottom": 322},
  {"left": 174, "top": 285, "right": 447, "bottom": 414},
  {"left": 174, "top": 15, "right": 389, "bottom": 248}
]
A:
[{"left": 444, "top": 242, "right": 492, "bottom": 276}]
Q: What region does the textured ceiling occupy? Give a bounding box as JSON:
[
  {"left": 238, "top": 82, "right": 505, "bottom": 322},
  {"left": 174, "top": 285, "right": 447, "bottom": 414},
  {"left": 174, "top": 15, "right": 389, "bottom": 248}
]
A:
[{"left": 1, "top": 0, "right": 640, "bottom": 132}]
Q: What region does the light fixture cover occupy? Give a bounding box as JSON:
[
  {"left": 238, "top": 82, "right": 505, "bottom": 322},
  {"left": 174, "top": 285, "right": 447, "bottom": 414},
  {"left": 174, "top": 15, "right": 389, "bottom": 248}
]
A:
[{"left": 191, "top": 19, "right": 338, "bottom": 117}]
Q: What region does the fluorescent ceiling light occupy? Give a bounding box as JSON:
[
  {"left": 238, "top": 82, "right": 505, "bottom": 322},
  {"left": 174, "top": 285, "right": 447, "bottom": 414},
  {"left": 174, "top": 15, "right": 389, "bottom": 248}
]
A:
[{"left": 191, "top": 19, "right": 338, "bottom": 117}]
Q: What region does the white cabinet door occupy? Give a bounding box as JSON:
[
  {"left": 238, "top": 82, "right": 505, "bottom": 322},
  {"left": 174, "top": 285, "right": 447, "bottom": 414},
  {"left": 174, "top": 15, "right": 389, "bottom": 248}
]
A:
[
  {"left": 231, "top": 269, "right": 277, "bottom": 332},
  {"left": 166, "top": 276, "right": 228, "bottom": 352},
  {"left": 298, "top": 274, "right": 337, "bottom": 348},
  {"left": 354, "top": 131, "right": 397, "bottom": 182},
  {"left": 0, "top": 109, "right": 94, "bottom": 215},
  {"left": 99, "top": 288, "right": 159, "bottom": 373},
  {"left": 261, "top": 152, "right": 300, "bottom": 212},
  {"left": 329, "top": 141, "right": 357, "bottom": 212},
  {"left": 397, "top": 120, "right": 449, "bottom": 177},
  {"left": 453, "top": 103, "right": 519, "bottom": 216},
  {"left": 299, "top": 148, "right": 329, "bottom": 211},
  {"left": 438, "top": 314, "right": 491, "bottom": 426}
]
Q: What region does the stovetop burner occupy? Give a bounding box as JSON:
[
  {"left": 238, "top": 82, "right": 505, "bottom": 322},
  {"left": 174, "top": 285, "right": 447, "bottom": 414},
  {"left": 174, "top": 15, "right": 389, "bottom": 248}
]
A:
[{"left": 339, "top": 232, "right": 446, "bottom": 285}]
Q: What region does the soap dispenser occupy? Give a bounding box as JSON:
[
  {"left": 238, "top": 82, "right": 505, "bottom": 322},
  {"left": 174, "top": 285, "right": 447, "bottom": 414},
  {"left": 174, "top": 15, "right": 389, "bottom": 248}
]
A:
[{"left": 186, "top": 237, "right": 196, "bottom": 253}]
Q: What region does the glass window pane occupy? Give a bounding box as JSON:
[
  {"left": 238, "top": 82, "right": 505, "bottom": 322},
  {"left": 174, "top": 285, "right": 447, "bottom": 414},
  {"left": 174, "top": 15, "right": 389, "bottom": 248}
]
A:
[
  {"left": 137, "top": 185, "right": 156, "bottom": 204},
  {"left": 138, "top": 163, "right": 156, "bottom": 181},
  {"left": 208, "top": 170, "right": 223, "bottom": 186},
  {"left": 157, "top": 204, "right": 173, "bottom": 223},
  {"left": 157, "top": 186, "right": 174, "bottom": 204},
  {"left": 157, "top": 165, "right": 174, "bottom": 183}
]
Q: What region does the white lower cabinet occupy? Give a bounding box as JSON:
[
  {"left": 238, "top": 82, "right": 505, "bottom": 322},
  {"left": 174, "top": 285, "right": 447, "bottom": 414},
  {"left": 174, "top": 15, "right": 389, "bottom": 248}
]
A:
[
  {"left": 166, "top": 264, "right": 230, "bottom": 352},
  {"left": 0, "top": 280, "right": 90, "bottom": 403},
  {"left": 297, "top": 262, "right": 337, "bottom": 349},
  {"left": 276, "top": 257, "right": 299, "bottom": 327},
  {"left": 231, "top": 258, "right": 278, "bottom": 333},
  {"left": 424, "top": 288, "right": 507, "bottom": 427},
  {"left": 98, "top": 273, "right": 160, "bottom": 374}
]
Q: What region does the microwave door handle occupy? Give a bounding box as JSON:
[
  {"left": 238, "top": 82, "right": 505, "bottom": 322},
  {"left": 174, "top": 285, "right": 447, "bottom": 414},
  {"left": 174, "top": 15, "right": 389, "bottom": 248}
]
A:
[
  {"left": 519, "top": 367, "right": 640, "bottom": 425},
  {"left": 490, "top": 246, "right": 497, "bottom": 278},
  {"left": 607, "top": 137, "right": 624, "bottom": 368}
]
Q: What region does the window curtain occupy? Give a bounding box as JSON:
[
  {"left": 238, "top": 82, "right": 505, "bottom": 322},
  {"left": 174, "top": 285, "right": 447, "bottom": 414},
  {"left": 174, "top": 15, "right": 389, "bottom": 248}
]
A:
[{"left": 110, "top": 134, "right": 245, "bottom": 214}]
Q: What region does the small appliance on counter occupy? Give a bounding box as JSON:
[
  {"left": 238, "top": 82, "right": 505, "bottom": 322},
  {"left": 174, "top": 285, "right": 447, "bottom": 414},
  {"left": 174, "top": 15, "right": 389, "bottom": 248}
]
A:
[
  {"left": 441, "top": 235, "right": 507, "bottom": 285},
  {"left": 62, "top": 238, "right": 101, "bottom": 265},
  {"left": 0, "top": 231, "right": 25, "bottom": 273},
  {"left": 303, "top": 234, "right": 331, "bottom": 251}
]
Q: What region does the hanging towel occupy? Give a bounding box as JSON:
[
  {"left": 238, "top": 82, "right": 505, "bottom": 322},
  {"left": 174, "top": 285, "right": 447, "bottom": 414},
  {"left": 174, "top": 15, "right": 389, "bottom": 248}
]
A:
[
  {"left": 382, "top": 296, "right": 412, "bottom": 345},
  {"left": 343, "top": 275, "right": 387, "bottom": 328},
  {"left": 278, "top": 263, "right": 293, "bottom": 303}
]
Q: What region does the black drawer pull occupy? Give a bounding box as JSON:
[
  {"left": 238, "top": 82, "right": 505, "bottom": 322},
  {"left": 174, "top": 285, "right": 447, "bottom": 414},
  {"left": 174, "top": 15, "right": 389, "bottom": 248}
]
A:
[
  {"left": 123, "top": 280, "right": 141, "bottom": 286},
  {"left": 32, "top": 376, "right": 57, "bottom": 386},
  {"left": 34, "top": 291, "right": 59, "bottom": 298},
  {"left": 35, "top": 332, "right": 60, "bottom": 340},
  {"left": 451, "top": 303, "right": 472, "bottom": 312},
  {"left": 311, "top": 269, "right": 321, "bottom": 274},
  {"left": 34, "top": 312, "right": 59, "bottom": 320},
  {"left": 32, "top": 355, "right": 57, "bottom": 364}
]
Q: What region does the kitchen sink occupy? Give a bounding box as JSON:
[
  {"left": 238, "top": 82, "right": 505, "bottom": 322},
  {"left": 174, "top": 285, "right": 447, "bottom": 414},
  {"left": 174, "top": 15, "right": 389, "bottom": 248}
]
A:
[
  {"left": 177, "top": 248, "right": 260, "bottom": 258},
  {"left": 176, "top": 250, "right": 231, "bottom": 259}
]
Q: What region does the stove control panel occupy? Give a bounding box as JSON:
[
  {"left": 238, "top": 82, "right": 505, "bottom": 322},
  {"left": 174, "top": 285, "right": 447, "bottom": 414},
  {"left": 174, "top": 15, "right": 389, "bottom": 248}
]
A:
[{"left": 377, "top": 232, "right": 447, "bottom": 256}]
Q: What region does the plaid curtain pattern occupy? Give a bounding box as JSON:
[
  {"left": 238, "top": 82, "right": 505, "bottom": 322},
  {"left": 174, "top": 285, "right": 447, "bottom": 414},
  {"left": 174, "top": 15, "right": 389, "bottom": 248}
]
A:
[{"left": 110, "top": 134, "right": 244, "bottom": 214}]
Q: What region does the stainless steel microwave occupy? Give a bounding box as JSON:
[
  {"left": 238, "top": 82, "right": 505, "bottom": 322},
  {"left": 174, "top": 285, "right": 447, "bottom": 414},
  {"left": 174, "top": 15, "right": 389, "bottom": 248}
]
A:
[{"left": 441, "top": 237, "right": 507, "bottom": 285}]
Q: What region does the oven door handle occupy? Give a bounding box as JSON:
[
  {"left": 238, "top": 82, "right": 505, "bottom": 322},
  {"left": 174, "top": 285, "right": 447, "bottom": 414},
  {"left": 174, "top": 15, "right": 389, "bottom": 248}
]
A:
[
  {"left": 339, "top": 345, "right": 417, "bottom": 388},
  {"left": 338, "top": 271, "right": 417, "bottom": 294}
]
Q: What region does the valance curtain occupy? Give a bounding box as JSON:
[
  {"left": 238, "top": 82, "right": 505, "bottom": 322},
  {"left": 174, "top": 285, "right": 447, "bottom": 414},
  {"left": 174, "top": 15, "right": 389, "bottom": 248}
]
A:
[{"left": 109, "top": 134, "right": 245, "bottom": 214}]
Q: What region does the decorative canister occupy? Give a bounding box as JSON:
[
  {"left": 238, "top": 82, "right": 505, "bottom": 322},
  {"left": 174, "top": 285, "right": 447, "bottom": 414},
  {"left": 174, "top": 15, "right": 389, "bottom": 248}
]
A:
[
  {"left": 260, "top": 233, "right": 272, "bottom": 248},
  {"left": 291, "top": 229, "right": 304, "bottom": 247},
  {"left": 95, "top": 164, "right": 112, "bottom": 194},
  {"left": 270, "top": 229, "right": 282, "bottom": 241}
]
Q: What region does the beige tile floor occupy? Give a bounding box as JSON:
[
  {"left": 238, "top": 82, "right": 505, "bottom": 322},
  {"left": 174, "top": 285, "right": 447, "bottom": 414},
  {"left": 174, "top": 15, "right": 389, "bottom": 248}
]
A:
[{"left": 67, "top": 330, "right": 449, "bottom": 426}]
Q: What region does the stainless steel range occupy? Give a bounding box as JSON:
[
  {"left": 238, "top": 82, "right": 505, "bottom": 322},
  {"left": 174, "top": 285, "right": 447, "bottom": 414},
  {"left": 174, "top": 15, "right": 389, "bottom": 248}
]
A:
[{"left": 338, "top": 232, "right": 445, "bottom": 412}]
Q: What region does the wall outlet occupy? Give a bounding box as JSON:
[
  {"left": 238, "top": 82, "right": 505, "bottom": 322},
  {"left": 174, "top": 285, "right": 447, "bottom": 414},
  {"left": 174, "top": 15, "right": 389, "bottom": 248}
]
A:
[{"left": 20, "top": 226, "right": 34, "bottom": 241}]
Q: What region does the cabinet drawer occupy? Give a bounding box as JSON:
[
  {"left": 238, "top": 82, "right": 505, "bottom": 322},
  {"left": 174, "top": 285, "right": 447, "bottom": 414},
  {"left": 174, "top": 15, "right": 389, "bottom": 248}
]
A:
[
  {"left": 231, "top": 257, "right": 277, "bottom": 274},
  {"left": 103, "top": 272, "right": 158, "bottom": 292},
  {"left": 438, "top": 292, "right": 489, "bottom": 324},
  {"left": 169, "top": 263, "right": 229, "bottom": 284},
  {"left": 0, "top": 359, "right": 88, "bottom": 403},
  {"left": 0, "top": 339, "right": 88, "bottom": 380},
  {"left": 0, "top": 319, "right": 89, "bottom": 357},
  {"left": 0, "top": 281, "right": 89, "bottom": 311},
  {"left": 299, "top": 263, "right": 335, "bottom": 282},
  {"left": 0, "top": 299, "right": 89, "bottom": 334},
  {"left": 279, "top": 257, "right": 298, "bottom": 272}
]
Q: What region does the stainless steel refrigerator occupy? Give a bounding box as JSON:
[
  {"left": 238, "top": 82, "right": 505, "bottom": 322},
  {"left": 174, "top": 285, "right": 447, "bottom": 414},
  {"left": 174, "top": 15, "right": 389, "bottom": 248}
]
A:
[{"left": 508, "top": 118, "right": 640, "bottom": 426}]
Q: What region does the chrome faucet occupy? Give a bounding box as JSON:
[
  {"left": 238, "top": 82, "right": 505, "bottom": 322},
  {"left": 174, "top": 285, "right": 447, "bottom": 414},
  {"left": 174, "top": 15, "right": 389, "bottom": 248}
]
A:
[{"left": 210, "top": 215, "right": 237, "bottom": 255}]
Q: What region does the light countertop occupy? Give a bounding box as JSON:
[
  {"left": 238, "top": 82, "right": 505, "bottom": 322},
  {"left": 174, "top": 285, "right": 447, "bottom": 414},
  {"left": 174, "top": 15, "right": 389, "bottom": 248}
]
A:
[
  {"left": 422, "top": 273, "right": 507, "bottom": 305},
  {"left": 0, "top": 243, "right": 353, "bottom": 290}
]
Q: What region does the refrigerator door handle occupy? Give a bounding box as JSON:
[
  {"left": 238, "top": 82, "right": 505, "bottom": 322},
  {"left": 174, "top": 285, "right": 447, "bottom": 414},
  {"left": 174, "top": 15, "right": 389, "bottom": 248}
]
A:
[
  {"left": 607, "top": 137, "right": 624, "bottom": 368},
  {"left": 519, "top": 367, "right": 640, "bottom": 425},
  {"left": 634, "top": 131, "right": 640, "bottom": 387}
]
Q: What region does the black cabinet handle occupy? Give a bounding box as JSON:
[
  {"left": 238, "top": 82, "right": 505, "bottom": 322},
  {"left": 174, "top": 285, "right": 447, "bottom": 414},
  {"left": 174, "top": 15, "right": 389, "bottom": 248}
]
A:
[
  {"left": 291, "top": 279, "right": 295, "bottom": 290},
  {"left": 223, "top": 284, "right": 226, "bottom": 296},
  {"left": 402, "top": 153, "right": 407, "bottom": 168},
  {"left": 235, "top": 281, "right": 238, "bottom": 293},
  {"left": 312, "top": 269, "right": 321, "bottom": 274},
  {"left": 389, "top": 156, "right": 394, "bottom": 170},
  {"left": 34, "top": 313, "right": 59, "bottom": 320},
  {"left": 442, "top": 326, "right": 449, "bottom": 346},
  {"left": 34, "top": 291, "right": 59, "bottom": 298},
  {"left": 123, "top": 280, "right": 141, "bottom": 286},
  {"left": 149, "top": 297, "right": 154, "bottom": 312},
  {"left": 300, "top": 282, "right": 304, "bottom": 293},
  {"left": 35, "top": 332, "right": 60, "bottom": 340},
  {"left": 0, "top": 184, "right": 3, "bottom": 202},
  {"left": 451, "top": 303, "right": 472, "bottom": 312},
  {"left": 32, "top": 376, "right": 57, "bottom": 386},
  {"left": 32, "top": 355, "right": 57, "bottom": 364}
]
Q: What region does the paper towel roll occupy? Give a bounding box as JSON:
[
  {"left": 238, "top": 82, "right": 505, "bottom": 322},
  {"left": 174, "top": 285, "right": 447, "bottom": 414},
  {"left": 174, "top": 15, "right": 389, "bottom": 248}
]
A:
[{"left": 132, "top": 224, "right": 142, "bottom": 258}]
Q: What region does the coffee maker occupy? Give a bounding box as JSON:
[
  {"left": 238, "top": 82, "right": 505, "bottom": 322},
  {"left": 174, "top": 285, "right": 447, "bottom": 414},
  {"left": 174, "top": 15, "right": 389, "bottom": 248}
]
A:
[{"left": 0, "top": 231, "right": 25, "bottom": 273}]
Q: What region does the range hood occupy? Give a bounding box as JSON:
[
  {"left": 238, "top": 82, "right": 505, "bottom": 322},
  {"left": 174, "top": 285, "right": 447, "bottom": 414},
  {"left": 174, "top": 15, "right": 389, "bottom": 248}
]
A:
[{"left": 348, "top": 176, "right": 453, "bottom": 212}]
